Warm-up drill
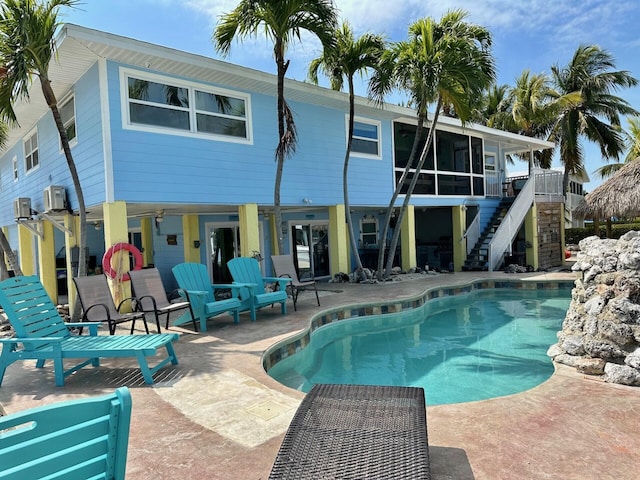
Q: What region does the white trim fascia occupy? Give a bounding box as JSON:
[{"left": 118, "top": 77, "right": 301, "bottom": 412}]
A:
[{"left": 99, "top": 58, "right": 115, "bottom": 203}]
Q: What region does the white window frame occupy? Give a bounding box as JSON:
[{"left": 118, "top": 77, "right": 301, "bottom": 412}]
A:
[
  {"left": 59, "top": 93, "right": 77, "bottom": 149},
  {"left": 12, "top": 156, "right": 18, "bottom": 182},
  {"left": 23, "top": 129, "right": 39, "bottom": 174},
  {"left": 120, "top": 67, "right": 253, "bottom": 145},
  {"left": 360, "top": 216, "right": 379, "bottom": 247},
  {"left": 348, "top": 116, "right": 382, "bottom": 160}
]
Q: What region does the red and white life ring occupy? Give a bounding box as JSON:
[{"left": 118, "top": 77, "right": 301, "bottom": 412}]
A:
[{"left": 102, "top": 243, "right": 143, "bottom": 281}]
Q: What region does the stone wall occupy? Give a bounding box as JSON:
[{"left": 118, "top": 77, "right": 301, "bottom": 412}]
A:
[{"left": 548, "top": 231, "right": 640, "bottom": 386}]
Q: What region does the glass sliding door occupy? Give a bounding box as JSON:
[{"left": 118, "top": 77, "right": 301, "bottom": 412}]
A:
[
  {"left": 291, "top": 222, "right": 330, "bottom": 279},
  {"left": 209, "top": 225, "right": 240, "bottom": 284}
]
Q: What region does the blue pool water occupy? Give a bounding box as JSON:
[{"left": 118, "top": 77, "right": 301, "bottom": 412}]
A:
[{"left": 268, "top": 289, "right": 570, "bottom": 405}]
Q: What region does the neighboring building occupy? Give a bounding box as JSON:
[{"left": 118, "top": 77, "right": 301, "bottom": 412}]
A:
[{"left": 0, "top": 24, "right": 559, "bottom": 304}]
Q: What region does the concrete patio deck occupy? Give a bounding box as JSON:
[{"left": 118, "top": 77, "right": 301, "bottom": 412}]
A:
[{"left": 1, "top": 271, "right": 639, "bottom": 479}]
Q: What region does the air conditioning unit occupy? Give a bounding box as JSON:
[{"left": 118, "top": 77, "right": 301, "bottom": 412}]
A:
[
  {"left": 43, "top": 185, "right": 66, "bottom": 212},
  {"left": 13, "top": 198, "right": 32, "bottom": 219}
]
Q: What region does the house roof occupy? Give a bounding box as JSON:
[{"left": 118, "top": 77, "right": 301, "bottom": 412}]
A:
[{"left": 5, "top": 23, "right": 555, "bottom": 155}]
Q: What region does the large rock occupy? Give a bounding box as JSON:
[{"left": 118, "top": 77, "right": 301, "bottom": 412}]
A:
[{"left": 603, "top": 363, "right": 640, "bottom": 386}]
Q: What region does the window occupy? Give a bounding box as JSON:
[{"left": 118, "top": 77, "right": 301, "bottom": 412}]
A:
[
  {"left": 350, "top": 118, "right": 381, "bottom": 158},
  {"left": 12, "top": 156, "right": 18, "bottom": 181},
  {"left": 122, "top": 69, "right": 251, "bottom": 142},
  {"left": 24, "top": 130, "right": 39, "bottom": 172},
  {"left": 360, "top": 217, "right": 378, "bottom": 247},
  {"left": 59, "top": 95, "right": 77, "bottom": 146},
  {"left": 436, "top": 130, "right": 470, "bottom": 173}
]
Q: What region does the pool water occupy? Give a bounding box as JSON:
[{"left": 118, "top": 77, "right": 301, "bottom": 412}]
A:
[{"left": 268, "top": 289, "right": 570, "bottom": 405}]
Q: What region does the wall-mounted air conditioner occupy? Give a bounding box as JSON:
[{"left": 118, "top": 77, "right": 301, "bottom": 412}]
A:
[
  {"left": 43, "top": 185, "right": 66, "bottom": 212},
  {"left": 13, "top": 198, "right": 32, "bottom": 219}
]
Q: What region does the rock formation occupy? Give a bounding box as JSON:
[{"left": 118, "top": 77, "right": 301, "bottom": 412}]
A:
[{"left": 548, "top": 231, "right": 640, "bottom": 386}]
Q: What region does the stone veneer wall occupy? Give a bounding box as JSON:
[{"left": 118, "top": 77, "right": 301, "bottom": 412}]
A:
[
  {"left": 548, "top": 231, "right": 640, "bottom": 386},
  {"left": 264, "top": 278, "right": 573, "bottom": 372}
]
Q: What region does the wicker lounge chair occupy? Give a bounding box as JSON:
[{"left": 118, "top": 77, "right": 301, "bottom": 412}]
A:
[
  {"left": 269, "top": 384, "right": 430, "bottom": 479},
  {"left": 271, "top": 254, "right": 320, "bottom": 311}
]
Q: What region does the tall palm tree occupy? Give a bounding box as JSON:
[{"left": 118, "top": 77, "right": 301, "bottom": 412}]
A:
[
  {"left": 370, "top": 10, "right": 495, "bottom": 279},
  {"left": 0, "top": 0, "right": 87, "bottom": 283},
  {"left": 214, "top": 0, "right": 337, "bottom": 254},
  {"left": 0, "top": 120, "right": 22, "bottom": 279},
  {"left": 595, "top": 116, "right": 640, "bottom": 178},
  {"left": 549, "top": 44, "right": 638, "bottom": 194},
  {"left": 308, "top": 22, "right": 385, "bottom": 278}
]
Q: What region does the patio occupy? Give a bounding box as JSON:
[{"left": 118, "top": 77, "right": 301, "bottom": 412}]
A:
[{"left": 1, "top": 271, "right": 639, "bottom": 479}]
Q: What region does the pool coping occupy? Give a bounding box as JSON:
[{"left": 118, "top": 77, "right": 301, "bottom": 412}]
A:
[{"left": 262, "top": 277, "right": 575, "bottom": 372}]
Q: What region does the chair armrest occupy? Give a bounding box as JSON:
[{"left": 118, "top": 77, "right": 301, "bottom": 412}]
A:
[
  {"left": 65, "top": 322, "right": 101, "bottom": 336},
  {"left": 83, "top": 303, "right": 111, "bottom": 321},
  {"left": 116, "top": 296, "right": 138, "bottom": 313},
  {"left": 136, "top": 294, "right": 159, "bottom": 312}
]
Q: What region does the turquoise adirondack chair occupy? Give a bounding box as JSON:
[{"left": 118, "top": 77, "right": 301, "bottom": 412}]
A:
[
  {"left": 227, "top": 257, "right": 291, "bottom": 321},
  {"left": 0, "top": 276, "right": 179, "bottom": 387},
  {"left": 171, "top": 263, "right": 243, "bottom": 332},
  {"left": 0, "top": 387, "right": 132, "bottom": 480}
]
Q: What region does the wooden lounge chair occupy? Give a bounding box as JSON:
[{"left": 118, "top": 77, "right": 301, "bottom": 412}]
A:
[
  {"left": 73, "top": 274, "right": 148, "bottom": 335},
  {"left": 271, "top": 254, "right": 320, "bottom": 311},
  {"left": 129, "top": 267, "right": 191, "bottom": 332},
  {"left": 227, "top": 257, "right": 291, "bottom": 321},
  {"left": 171, "top": 263, "right": 243, "bottom": 332},
  {"left": 0, "top": 387, "right": 132, "bottom": 479},
  {"left": 0, "top": 276, "right": 179, "bottom": 386}
]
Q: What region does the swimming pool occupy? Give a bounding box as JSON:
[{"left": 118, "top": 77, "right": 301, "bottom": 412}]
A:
[{"left": 267, "top": 287, "right": 571, "bottom": 405}]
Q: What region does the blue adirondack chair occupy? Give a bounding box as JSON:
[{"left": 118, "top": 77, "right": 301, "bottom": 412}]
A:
[
  {"left": 0, "top": 387, "right": 132, "bottom": 480},
  {"left": 0, "top": 276, "right": 179, "bottom": 387},
  {"left": 171, "top": 263, "right": 243, "bottom": 332},
  {"left": 227, "top": 257, "right": 291, "bottom": 321}
]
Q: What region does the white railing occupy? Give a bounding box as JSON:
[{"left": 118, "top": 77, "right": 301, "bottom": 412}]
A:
[
  {"left": 533, "top": 169, "right": 563, "bottom": 195},
  {"left": 464, "top": 210, "right": 481, "bottom": 256},
  {"left": 488, "top": 174, "right": 535, "bottom": 271},
  {"left": 485, "top": 170, "right": 501, "bottom": 197}
]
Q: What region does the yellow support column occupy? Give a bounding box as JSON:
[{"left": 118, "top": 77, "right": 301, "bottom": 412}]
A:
[
  {"left": 270, "top": 215, "right": 280, "bottom": 255},
  {"left": 2, "top": 227, "right": 9, "bottom": 271},
  {"left": 18, "top": 224, "right": 35, "bottom": 276},
  {"left": 452, "top": 205, "right": 466, "bottom": 272},
  {"left": 64, "top": 214, "right": 79, "bottom": 309},
  {"left": 103, "top": 201, "right": 131, "bottom": 308},
  {"left": 182, "top": 214, "right": 201, "bottom": 263},
  {"left": 400, "top": 205, "right": 416, "bottom": 271},
  {"left": 239, "top": 204, "right": 260, "bottom": 257},
  {"left": 38, "top": 221, "right": 57, "bottom": 302},
  {"left": 140, "top": 217, "right": 153, "bottom": 267},
  {"left": 329, "top": 205, "right": 349, "bottom": 275},
  {"left": 525, "top": 204, "right": 539, "bottom": 269}
]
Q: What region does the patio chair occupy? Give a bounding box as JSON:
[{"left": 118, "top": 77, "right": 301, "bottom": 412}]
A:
[
  {"left": 73, "top": 274, "right": 148, "bottom": 335},
  {"left": 0, "top": 276, "right": 179, "bottom": 387},
  {"left": 129, "top": 267, "right": 191, "bottom": 332},
  {"left": 271, "top": 254, "right": 320, "bottom": 311},
  {"left": 227, "top": 257, "right": 291, "bottom": 321},
  {"left": 171, "top": 263, "right": 243, "bottom": 332},
  {"left": 0, "top": 387, "right": 132, "bottom": 479}
]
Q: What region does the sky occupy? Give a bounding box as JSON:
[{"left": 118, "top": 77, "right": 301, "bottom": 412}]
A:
[{"left": 60, "top": 0, "right": 640, "bottom": 192}]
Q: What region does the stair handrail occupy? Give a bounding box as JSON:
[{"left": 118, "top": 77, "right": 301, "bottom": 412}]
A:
[
  {"left": 488, "top": 172, "right": 535, "bottom": 271},
  {"left": 463, "top": 209, "right": 481, "bottom": 256}
]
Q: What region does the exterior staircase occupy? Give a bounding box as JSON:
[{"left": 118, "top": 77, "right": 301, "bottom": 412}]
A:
[{"left": 462, "top": 197, "right": 515, "bottom": 271}]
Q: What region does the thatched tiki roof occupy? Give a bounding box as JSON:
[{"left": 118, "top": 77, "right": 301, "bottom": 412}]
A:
[{"left": 575, "top": 160, "right": 640, "bottom": 220}]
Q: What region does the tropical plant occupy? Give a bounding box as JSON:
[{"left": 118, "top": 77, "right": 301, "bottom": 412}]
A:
[
  {"left": 369, "top": 10, "right": 495, "bottom": 279},
  {"left": 214, "top": 0, "right": 338, "bottom": 254},
  {"left": 595, "top": 116, "right": 640, "bottom": 178},
  {"left": 0, "top": 0, "right": 87, "bottom": 285},
  {"left": 308, "top": 21, "right": 385, "bottom": 278},
  {"left": 549, "top": 44, "right": 638, "bottom": 194}
]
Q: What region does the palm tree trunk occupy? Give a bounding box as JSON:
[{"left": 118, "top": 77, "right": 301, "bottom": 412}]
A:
[
  {"left": 273, "top": 42, "right": 288, "bottom": 255},
  {"left": 376, "top": 113, "right": 427, "bottom": 280},
  {"left": 345, "top": 80, "right": 364, "bottom": 278},
  {"left": 0, "top": 229, "right": 21, "bottom": 277},
  {"left": 384, "top": 98, "right": 443, "bottom": 278}
]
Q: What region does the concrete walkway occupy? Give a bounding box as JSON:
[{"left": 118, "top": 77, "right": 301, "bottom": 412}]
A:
[{"left": 1, "top": 271, "right": 639, "bottom": 479}]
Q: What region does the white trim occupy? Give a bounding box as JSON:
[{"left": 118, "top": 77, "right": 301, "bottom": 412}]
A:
[
  {"left": 348, "top": 116, "right": 382, "bottom": 160},
  {"left": 58, "top": 92, "right": 77, "bottom": 151},
  {"left": 100, "top": 58, "right": 115, "bottom": 203},
  {"left": 119, "top": 67, "right": 253, "bottom": 145}
]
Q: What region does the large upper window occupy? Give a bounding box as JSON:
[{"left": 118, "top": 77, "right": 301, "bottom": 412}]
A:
[
  {"left": 350, "top": 117, "right": 381, "bottom": 158},
  {"left": 24, "top": 130, "right": 39, "bottom": 173},
  {"left": 59, "top": 95, "right": 77, "bottom": 147},
  {"left": 122, "top": 69, "right": 251, "bottom": 143}
]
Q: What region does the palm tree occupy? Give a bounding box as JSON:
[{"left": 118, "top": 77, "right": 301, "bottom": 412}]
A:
[
  {"left": 308, "top": 22, "right": 385, "bottom": 279},
  {"left": 549, "top": 44, "right": 638, "bottom": 194},
  {"left": 595, "top": 116, "right": 640, "bottom": 178},
  {"left": 0, "top": 0, "right": 88, "bottom": 284},
  {"left": 370, "top": 10, "right": 495, "bottom": 279},
  {"left": 214, "top": 0, "right": 337, "bottom": 254}
]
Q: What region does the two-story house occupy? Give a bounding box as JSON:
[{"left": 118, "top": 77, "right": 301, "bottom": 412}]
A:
[{"left": 0, "top": 24, "right": 559, "bottom": 304}]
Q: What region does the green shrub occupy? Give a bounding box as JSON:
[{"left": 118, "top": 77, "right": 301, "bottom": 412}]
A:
[{"left": 566, "top": 222, "right": 640, "bottom": 244}]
